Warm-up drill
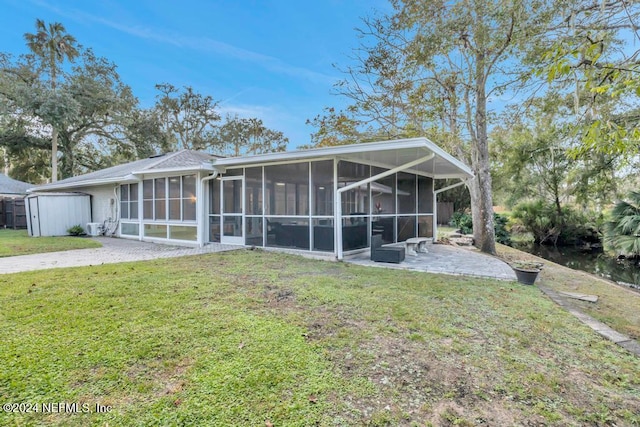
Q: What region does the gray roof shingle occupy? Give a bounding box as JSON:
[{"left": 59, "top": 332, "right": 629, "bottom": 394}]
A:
[{"left": 0, "top": 174, "right": 32, "bottom": 195}]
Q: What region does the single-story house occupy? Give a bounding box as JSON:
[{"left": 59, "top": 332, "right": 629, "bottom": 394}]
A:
[{"left": 27, "top": 138, "right": 473, "bottom": 259}]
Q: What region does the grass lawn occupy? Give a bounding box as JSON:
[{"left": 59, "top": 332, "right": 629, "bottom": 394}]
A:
[
  {"left": 1, "top": 249, "right": 639, "bottom": 426},
  {"left": 0, "top": 229, "right": 102, "bottom": 257},
  {"left": 497, "top": 244, "right": 640, "bottom": 341}
]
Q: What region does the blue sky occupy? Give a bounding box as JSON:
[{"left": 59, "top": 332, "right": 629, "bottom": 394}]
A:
[{"left": 1, "top": 0, "right": 390, "bottom": 148}]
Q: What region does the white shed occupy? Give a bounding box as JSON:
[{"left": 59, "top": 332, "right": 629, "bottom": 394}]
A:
[{"left": 26, "top": 192, "right": 92, "bottom": 237}]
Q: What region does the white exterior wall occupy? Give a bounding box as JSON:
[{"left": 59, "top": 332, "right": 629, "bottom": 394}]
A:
[{"left": 80, "top": 185, "right": 119, "bottom": 226}]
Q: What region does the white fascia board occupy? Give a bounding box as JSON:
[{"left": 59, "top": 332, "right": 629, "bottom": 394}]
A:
[
  {"left": 213, "top": 138, "right": 426, "bottom": 166},
  {"left": 27, "top": 174, "right": 140, "bottom": 193}
]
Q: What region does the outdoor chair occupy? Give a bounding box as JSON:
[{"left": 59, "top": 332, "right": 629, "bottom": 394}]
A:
[{"left": 370, "top": 234, "right": 405, "bottom": 264}]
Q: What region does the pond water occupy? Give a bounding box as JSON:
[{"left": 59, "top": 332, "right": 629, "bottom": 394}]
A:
[{"left": 513, "top": 242, "right": 640, "bottom": 289}]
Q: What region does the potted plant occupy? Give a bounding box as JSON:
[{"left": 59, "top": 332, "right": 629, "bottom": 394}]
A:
[{"left": 510, "top": 261, "right": 543, "bottom": 285}]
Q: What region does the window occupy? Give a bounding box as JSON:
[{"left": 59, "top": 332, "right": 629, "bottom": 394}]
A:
[
  {"left": 120, "top": 183, "right": 139, "bottom": 220},
  {"left": 143, "top": 179, "right": 153, "bottom": 219},
  {"left": 265, "top": 163, "right": 309, "bottom": 216},
  {"left": 154, "top": 178, "right": 166, "bottom": 220},
  {"left": 182, "top": 175, "right": 196, "bottom": 221},
  {"left": 397, "top": 172, "right": 417, "bottom": 214},
  {"left": 168, "top": 177, "right": 181, "bottom": 220},
  {"left": 372, "top": 167, "right": 395, "bottom": 215},
  {"left": 338, "top": 161, "right": 370, "bottom": 215},
  {"left": 144, "top": 224, "right": 167, "bottom": 238},
  {"left": 312, "top": 161, "right": 333, "bottom": 215},
  {"left": 142, "top": 175, "right": 196, "bottom": 222},
  {"left": 121, "top": 223, "right": 139, "bottom": 236}
]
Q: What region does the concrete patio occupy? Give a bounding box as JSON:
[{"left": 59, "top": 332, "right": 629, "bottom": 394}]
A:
[{"left": 347, "top": 241, "right": 517, "bottom": 281}]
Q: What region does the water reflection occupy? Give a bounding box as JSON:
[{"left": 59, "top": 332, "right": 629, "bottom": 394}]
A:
[{"left": 513, "top": 243, "right": 640, "bottom": 287}]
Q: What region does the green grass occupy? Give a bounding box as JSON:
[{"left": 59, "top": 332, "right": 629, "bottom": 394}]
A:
[
  {"left": 0, "top": 229, "right": 102, "bottom": 257},
  {"left": 1, "top": 250, "right": 639, "bottom": 426},
  {"left": 497, "top": 243, "right": 640, "bottom": 341}
]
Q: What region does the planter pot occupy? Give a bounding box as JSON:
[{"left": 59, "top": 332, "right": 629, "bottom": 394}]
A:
[{"left": 513, "top": 267, "right": 540, "bottom": 285}]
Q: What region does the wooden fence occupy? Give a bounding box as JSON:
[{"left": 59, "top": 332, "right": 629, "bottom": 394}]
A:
[
  {"left": 0, "top": 197, "right": 27, "bottom": 229},
  {"left": 437, "top": 202, "right": 455, "bottom": 225}
]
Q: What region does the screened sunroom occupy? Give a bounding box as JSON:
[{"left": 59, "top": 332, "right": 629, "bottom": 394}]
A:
[{"left": 207, "top": 138, "right": 473, "bottom": 259}]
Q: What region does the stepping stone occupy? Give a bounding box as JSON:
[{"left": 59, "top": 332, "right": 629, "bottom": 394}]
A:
[{"left": 558, "top": 291, "right": 599, "bottom": 303}]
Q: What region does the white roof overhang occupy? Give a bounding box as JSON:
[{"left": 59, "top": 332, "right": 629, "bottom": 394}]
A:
[{"left": 213, "top": 137, "right": 473, "bottom": 179}]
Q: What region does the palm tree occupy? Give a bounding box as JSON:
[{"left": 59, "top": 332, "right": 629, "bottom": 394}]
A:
[
  {"left": 604, "top": 191, "right": 640, "bottom": 258},
  {"left": 24, "top": 19, "right": 78, "bottom": 182}
]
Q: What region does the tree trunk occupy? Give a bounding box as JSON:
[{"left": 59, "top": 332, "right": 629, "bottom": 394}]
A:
[
  {"left": 3, "top": 148, "right": 9, "bottom": 175},
  {"left": 472, "top": 50, "right": 496, "bottom": 255},
  {"left": 51, "top": 127, "right": 58, "bottom": 182}
]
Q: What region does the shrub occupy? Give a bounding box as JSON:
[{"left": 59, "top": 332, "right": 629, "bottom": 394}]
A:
[
  {"left": 449, "top": 212, "right": 512, "bottom": 245},
  {"left": 494, "top": 213, "right": 512, "bottom": 246},
  {"left": 450, "top": 212, "right": 473, "bottom": 235},
  {"left": 604, "top": 191, "right": 640, "bottom": 258},
  {"left": 67, "top": 224, "right": 85, "bottom": 236},
  {"left": 511, "top": 200, "right": 602, "bottom": 246}
]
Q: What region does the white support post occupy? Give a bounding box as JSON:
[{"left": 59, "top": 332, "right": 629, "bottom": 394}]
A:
[
  {"left": 433, "top": 190, "right": 438, "bottom": 241},
  {"left": 200, "top": 171, "right": 219, "bottom": 246}
]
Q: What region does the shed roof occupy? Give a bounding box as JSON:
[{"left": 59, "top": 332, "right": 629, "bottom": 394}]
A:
[{"left": 0, "top": 173, "right": 33, "bottom": 195}]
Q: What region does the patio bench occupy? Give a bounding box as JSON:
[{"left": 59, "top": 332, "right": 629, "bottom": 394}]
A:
[
  {"left": 371, "top": 234, "right": 405, "bottom": 264},
  {"left": 405, "top": 237, "right": 431, "bottom": 256}
]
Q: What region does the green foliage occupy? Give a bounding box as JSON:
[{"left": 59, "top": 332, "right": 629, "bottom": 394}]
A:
[
  {"left": 493, "top": 213, "right": 512, "bottom": 246},
  {"left": 450, "top": 212, "right": 512, "bottom": 245},
  {"left": 1, "top": 47, "right": 139, "bottom": 180},
  {"left": 491, "top": 94, "right": 619, "bottom": 211},
  {"left": 66, "top": 224, "right": 85, "bottom": 236},
  {"left": 531, "top": 2, "right": 640, "bottom": 159},
  {"left": 450, "top": 212, "right": 473, "bottom": 235},
  {"left": 604, "top": 191, "right": 640, "bottom": 258},
  {"left": 511, "top": 200, "right": 602, "bottom": 246}
]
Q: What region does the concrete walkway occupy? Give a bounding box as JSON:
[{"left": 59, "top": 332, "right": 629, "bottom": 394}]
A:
[
  {"left": 347, "top": 242, "right": 517, "bottom": 281},
  {"left": 538, "top": 285, "right": 640, "bottom": 356},
  {"left": 0, "top": 237, "right": 241, "bottom": 274}
]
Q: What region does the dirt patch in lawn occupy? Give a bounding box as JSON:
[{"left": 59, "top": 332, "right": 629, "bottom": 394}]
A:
[{"left": 232, "top": 253, "right": 640, "bottom": 425}]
